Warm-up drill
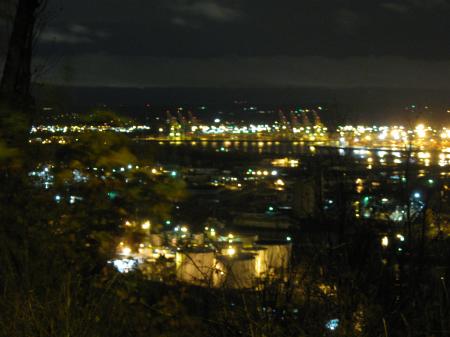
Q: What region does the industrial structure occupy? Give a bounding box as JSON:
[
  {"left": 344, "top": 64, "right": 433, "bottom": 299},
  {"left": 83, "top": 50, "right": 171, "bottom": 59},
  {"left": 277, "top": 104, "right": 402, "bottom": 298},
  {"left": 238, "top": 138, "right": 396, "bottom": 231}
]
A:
[{"left": 114, "top": 225, "right": 293, "bottom": 289}]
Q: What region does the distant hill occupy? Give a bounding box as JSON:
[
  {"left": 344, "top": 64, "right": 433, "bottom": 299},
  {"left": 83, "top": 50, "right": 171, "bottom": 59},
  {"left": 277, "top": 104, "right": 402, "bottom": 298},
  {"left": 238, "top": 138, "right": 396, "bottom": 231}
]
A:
[{"left": 33, "top": 85, "right": 449, "bottom": 125}]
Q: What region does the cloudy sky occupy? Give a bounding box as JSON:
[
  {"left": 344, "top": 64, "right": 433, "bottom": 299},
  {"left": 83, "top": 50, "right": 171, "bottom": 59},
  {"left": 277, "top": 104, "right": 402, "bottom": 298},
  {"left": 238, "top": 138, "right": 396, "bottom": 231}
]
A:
[{"left": 5, "top": 0, "right": 450, "bottom": 89}]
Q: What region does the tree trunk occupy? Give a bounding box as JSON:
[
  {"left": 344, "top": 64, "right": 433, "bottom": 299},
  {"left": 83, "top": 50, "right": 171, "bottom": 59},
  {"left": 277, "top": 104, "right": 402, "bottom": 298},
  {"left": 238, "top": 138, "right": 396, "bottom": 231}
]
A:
[
  {"left": 1, "top": 0, "right": 40, "bottom": 107},
  {"left": 0, "top": 0, "right": 40, "bottom": 147}
]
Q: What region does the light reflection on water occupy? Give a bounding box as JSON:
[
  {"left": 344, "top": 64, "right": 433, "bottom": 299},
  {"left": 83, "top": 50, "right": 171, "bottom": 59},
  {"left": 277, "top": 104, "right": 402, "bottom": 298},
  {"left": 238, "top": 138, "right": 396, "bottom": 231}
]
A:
[{"left": 150, "top": 140, "right": 449, "bottom": 167}]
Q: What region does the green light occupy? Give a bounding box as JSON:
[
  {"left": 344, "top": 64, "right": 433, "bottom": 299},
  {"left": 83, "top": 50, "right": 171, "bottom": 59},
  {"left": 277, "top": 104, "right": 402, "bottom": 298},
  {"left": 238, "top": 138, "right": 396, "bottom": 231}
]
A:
[
  {"left": 107, "top": 191, "right": 118, "bottom": 200},
  {"left": 363, "top": 196, "right": 370, "bottom": 206}
]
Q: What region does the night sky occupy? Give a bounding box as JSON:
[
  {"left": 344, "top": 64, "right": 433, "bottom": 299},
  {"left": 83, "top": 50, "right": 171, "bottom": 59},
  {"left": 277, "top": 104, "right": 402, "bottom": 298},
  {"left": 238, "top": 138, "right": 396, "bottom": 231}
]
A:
[{"left": 2, "top": 0, "right": 450, "bottom": 98}]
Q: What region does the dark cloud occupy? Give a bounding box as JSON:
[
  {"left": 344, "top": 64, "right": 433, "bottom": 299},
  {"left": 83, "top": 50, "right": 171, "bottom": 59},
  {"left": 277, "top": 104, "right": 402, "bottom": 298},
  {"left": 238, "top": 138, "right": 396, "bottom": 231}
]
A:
[
  {"left": 381, "top": 2, "right": 410, "bottom": 13},
  {"left": 40, "top": 53, "right": 450, "bottom": 90},
  {"left": 381, "top": 0, "right": 450, "bottom": 12},
  {"left": 68, "top": 24, "right": 90, "bottom": 34},
  {"left": 40, "top": 28, "right": 93, "bottom": 44},
  {"left": 24, "top": 0, "right": 450, "bottom": 89},
  {"left": 39, "top": 24, "right": 109, "bottom": 45},
  {"left": 335, "top": 9, "right": 362, "bottom": 34},
  {"left": 167, "top": 0, "right": 242, "bottom": 23},
  {"left": 408, "top": 0, "right": 450, "bottom": 8},
  {"left": 170, "top": 17, "right": 190, "bottom": 27}
]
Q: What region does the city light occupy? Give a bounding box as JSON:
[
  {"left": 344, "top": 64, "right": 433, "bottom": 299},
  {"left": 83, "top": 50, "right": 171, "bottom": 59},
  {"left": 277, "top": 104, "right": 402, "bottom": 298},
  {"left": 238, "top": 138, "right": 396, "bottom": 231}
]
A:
[
  {"left": 112, "top": 259, "right": 137, "bottom": 273},
  {"left": 141, "top": 221, "right": 151, "bottom": 230},
  {"left": 275, "top": 179, "right": 285, "bottom": 186},
  {"left": 227, "top": 246, "right": 236, "bottom": 257},
  {"left": 326, "top": 319, "right": 340, "bottom": 331},
  {"left": 121, "top": 246, "right": 132, "bottom": 256}
]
